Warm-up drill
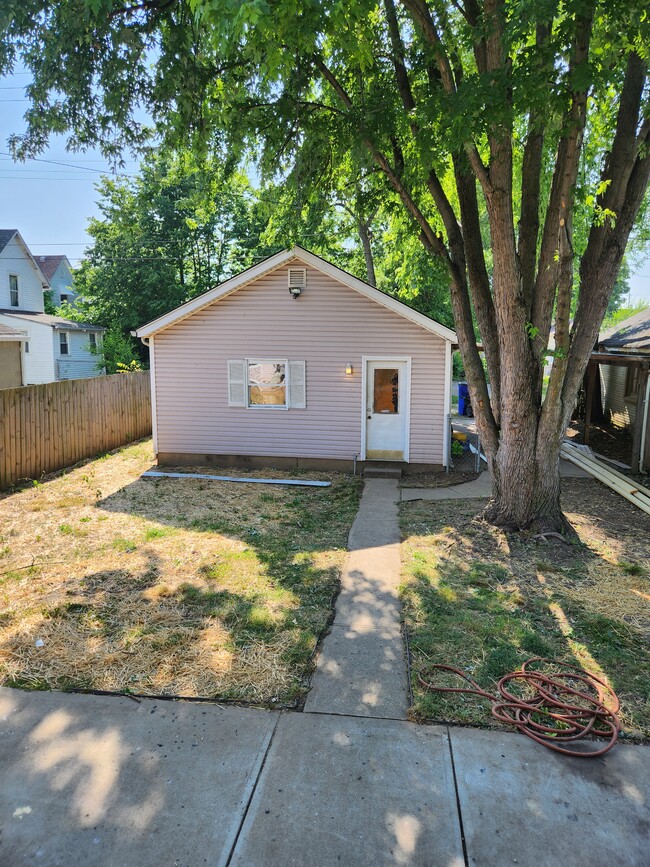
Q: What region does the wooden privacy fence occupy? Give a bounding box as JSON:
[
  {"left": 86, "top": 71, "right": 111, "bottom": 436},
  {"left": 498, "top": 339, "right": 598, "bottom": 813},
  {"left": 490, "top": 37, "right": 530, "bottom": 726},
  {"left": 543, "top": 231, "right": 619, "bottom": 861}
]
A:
[{"left": 0, "top": 371, "right": 151, "bottom": 489}]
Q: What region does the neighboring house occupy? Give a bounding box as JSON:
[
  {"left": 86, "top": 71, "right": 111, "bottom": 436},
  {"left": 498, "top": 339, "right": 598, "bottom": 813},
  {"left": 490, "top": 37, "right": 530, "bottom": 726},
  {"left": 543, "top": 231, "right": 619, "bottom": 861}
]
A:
[
  {"left": 585, "top": 308, "right": 650, "bottom": 472},
  {"left": 135, "top": 246, "right": 457, "bottom": 472},
  {"left": 0, "top": 322, "right": 27, "bottom": 389},
  {"left": 37, "top": 254, "right": 78, "bottom": 307},
  {"left": 0, "top": 229, "right": 104, "bottom": 385}
]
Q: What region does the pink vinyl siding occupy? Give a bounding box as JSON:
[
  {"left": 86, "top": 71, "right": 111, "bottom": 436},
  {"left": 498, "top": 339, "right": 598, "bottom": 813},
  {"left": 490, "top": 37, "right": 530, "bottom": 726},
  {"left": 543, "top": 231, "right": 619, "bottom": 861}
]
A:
[{"left": 153, "top": 260, "right": 448, "bottom": 464}]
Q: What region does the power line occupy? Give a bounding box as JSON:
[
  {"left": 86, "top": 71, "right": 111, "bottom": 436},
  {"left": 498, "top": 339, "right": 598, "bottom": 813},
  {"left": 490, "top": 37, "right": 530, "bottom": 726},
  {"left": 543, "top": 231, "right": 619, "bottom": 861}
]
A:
[{"left": 0, "top": 151, "right": 119, "bottom": 174}]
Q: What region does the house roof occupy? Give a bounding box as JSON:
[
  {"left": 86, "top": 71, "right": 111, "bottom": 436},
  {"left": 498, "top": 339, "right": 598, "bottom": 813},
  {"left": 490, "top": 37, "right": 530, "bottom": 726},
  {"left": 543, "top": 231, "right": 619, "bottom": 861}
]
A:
[
  {"left": 0, "top": 310, "right": 104, "bottom": 332},
  {"left": 134, "top": 246, "right": 458, "bottom": 343},
  {"left": 598, "top": 308, "right": 650, "bottom": 354},
  {"left": 36, "top": 255, "right": 69, "bottom": 281},
  {"left": 0, "top": 229, "right": 17, "bottom": 254},
  {"left": 0, "top": 322, "right": 27, "bottom": 341}
]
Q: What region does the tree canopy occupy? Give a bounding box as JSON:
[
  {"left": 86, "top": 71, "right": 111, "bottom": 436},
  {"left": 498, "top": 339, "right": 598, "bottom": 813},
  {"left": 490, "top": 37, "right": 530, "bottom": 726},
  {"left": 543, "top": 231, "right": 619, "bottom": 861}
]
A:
[{"left": 3, "top": 0, "right": 649, "bottom": 530}]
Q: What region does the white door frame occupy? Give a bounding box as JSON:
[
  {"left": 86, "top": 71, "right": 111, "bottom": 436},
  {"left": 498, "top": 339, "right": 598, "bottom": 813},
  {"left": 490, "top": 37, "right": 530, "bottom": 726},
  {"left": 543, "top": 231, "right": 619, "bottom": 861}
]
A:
[{"left": 360, "top": 356, "right": 411, "bottom": 462}]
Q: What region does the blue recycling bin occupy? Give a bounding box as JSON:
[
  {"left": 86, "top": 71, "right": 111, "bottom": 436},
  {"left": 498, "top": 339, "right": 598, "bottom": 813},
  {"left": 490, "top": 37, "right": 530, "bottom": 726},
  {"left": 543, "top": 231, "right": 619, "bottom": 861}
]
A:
[{"left": 458, "top": 382, "right": 469, "bottom": 416}]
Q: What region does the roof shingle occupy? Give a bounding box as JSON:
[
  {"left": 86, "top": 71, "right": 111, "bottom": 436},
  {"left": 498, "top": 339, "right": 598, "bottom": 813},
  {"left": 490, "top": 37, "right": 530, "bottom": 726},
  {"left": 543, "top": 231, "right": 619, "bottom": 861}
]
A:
[
  {"left": 0, "top": 229, "right": 18, "bottom": 254},
  {"left": 599, "top": 308, "right": 650, "bottom": 352}
]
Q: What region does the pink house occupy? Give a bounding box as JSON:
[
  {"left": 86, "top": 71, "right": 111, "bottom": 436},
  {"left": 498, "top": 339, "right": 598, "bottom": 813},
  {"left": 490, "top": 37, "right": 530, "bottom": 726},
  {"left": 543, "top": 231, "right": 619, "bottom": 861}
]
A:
[{"left": 135, "top": 247, "right": 456, "bottom": 473}]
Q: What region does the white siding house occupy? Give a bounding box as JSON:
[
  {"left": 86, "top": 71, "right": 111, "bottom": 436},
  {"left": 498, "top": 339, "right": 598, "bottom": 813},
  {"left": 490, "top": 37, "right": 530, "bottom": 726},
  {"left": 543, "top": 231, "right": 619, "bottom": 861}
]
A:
[
  {"left": 0, "top": 230, "right": 104, "bottom": 385},
  {"left": 135, "top": 247, "right": 457, "bottom": 472}
]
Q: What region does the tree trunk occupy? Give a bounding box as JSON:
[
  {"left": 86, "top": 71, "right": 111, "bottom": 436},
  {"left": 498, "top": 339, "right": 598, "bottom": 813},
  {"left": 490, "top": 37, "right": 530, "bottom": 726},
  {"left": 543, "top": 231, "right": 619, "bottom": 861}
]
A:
[{"left": 484, "top": 414, "right": 572, "bottom": 535}]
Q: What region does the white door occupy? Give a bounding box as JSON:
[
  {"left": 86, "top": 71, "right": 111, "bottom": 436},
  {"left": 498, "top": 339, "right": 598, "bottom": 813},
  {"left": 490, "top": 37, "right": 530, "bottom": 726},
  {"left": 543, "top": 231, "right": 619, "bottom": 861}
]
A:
[{"left": 365, "top": 360, "right": 408, "bottom": 460}]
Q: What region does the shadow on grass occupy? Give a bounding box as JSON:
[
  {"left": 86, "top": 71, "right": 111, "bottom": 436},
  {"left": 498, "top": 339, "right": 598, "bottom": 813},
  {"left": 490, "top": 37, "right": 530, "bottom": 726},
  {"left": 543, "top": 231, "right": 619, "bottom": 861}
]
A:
[
  {"left": 400, "top": 494, "right": 650, "bottom": 737},
  {"left": 1, "top": 471, "right": 362, "bottom": 704}
]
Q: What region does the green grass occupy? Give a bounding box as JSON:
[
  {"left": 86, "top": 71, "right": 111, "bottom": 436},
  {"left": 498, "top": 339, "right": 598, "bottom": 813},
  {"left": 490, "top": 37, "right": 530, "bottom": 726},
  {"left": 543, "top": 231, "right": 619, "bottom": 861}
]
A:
[
  {"left": 0, "top": 438, "right": 362, "bottom": 706},
  {"left": 400, "top": 495, "right": 650, "bottom": 738}
]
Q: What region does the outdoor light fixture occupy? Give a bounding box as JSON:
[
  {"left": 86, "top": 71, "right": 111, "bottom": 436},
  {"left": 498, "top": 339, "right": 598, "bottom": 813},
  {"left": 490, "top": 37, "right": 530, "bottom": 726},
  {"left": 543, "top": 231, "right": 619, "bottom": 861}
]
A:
[
  {"left": 289, "top": 285, "right": 302, "bottom": 299},
  {"left": 345, "top": 362, "right": 353, "bottom": 375}
]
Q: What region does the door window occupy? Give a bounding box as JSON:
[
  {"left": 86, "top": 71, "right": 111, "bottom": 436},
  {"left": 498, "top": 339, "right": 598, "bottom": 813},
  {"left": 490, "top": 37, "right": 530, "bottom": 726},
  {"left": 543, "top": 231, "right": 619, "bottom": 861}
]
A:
[{"left": 373, "top": 368, "right": 399, "bottom": 413}]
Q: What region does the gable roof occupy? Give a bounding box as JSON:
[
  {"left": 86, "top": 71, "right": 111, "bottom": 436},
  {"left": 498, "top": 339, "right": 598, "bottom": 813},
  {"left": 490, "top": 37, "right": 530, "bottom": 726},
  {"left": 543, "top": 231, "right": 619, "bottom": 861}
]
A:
[
  {"left": 0, "top": 229, "right": 51, "bottom": 287},
  {"left": 0, "top": 229, "right": 17, "bottom": 254},
  {"left": 134, "top": 246, "right": 457, "bottom": 342},
  {"left": 36, "top": 255, "right": 70, "bottom": 282},
  {"left": 598, "top": 308, "right": 650, "bottom": 353}
]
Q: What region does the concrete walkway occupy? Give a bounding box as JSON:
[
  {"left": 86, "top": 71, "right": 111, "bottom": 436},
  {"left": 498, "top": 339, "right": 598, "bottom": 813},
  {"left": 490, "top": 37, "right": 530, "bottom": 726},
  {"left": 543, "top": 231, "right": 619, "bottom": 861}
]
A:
[
  {"left": 304, "top": 478, "right": 409, "bottom": 720},
  {"left": 1, "top": 687, "right": 648, "bottom": 866},
  {"left": 402, "top": 459, "right": 590, "bottom": 502}
]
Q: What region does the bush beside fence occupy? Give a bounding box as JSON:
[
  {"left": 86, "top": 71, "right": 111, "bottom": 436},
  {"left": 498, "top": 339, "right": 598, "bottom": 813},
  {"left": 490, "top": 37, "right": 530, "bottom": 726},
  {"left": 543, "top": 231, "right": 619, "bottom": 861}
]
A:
[{"left": 0, "top": 371, "right": 151, "bottom": 489}]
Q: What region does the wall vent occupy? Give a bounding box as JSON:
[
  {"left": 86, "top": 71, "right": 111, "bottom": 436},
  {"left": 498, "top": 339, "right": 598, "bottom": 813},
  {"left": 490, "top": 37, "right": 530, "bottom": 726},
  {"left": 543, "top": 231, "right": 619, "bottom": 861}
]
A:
[{"left": 288, "top": 267, "right": 307, "bottom": 289}]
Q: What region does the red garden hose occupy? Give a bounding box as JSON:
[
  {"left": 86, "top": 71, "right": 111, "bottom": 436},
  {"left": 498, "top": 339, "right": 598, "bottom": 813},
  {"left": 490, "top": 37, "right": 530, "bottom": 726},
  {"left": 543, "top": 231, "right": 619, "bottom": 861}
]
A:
[{"left": 418, "top": 657, "right": 621, "bottom": 757}]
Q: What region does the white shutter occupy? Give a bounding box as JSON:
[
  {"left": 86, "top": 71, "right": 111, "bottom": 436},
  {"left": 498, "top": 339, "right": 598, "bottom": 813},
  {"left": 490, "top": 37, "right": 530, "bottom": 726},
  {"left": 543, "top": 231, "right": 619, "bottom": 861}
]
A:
[
  {"left": 288, "top": 360, "right": 306, "bottom": 408},
  {"left": 228, "top": 360, "right": 247, "bottom": 407}
]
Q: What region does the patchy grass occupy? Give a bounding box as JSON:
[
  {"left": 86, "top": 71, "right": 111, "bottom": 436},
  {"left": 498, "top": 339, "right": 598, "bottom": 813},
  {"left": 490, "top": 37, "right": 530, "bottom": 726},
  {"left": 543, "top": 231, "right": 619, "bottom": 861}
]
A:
[
  {"left": 0, "top": 440, "right": 361, "bottom": 705},
  {"left": 400, "top": 479, "right": 650, "bottom": 738}
]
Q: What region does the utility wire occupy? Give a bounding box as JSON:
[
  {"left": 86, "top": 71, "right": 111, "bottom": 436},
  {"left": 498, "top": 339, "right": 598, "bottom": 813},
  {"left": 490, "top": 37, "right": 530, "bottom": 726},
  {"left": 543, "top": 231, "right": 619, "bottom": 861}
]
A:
[{"left": 0, "top": 151, "right": 122, "bottom": 174}]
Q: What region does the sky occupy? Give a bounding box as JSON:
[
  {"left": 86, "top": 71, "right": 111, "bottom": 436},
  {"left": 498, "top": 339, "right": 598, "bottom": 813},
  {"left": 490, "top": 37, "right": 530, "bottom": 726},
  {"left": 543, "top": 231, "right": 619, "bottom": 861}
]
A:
[{"left": 1, "top": 70, "right": 649, "bottom": 304}]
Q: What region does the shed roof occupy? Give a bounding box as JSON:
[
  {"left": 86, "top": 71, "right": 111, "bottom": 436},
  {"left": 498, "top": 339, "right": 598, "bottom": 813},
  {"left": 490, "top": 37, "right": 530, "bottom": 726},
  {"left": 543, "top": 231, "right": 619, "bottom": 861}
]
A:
[
  {"left": 0, "top": 322, "right": 27, "bottom": 341},
  {"left": 134, "top": 246, "right": 457, "bottom": 343},
  {"left": 598, "top": 308, "right": 650, "bottom": 353},
  {"left": 0, "top": 310, "right": 103, "bottom": 332}
]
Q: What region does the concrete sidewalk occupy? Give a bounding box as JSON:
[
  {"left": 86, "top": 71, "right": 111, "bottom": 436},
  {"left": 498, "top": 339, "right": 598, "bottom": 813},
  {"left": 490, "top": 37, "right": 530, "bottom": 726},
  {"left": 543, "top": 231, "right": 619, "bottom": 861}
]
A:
[
  {"left": 1, "top": 687, "right": 648, "bottom": 866},
  {"left": 304, "top": 478, "right": 409, "bottom": 720}
]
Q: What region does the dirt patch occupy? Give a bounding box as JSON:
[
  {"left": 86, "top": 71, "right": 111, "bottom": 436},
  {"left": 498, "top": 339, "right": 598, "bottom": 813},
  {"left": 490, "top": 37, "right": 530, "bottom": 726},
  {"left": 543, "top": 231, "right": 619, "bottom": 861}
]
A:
[
  {"left": 401, "top": 470, "right": 480, "bottom": 489},
  {"left": 400, "top": 478, "right": 650, "bottom": 739},
  {"left": 0, "top": 440, "right": 362, "bottom": 704}
]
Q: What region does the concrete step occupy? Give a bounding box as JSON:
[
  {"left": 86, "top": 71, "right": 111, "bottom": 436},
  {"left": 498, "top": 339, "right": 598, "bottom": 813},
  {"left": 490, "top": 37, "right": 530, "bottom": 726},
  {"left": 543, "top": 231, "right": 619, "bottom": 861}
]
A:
[{"left": 363, "top": 466, "right": 403, "bottom": 480}]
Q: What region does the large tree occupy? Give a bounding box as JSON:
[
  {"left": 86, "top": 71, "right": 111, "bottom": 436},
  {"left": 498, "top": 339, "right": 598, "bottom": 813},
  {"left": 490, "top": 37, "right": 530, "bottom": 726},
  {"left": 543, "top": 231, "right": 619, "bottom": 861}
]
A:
[{"left": 3, "top": 1, "right": 649, "bottom": 532}]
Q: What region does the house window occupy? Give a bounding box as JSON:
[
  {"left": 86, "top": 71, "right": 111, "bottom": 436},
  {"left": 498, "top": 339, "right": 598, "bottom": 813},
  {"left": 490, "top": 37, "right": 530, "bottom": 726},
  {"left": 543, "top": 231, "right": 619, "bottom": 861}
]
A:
[
  {"left": 373, "top": 368, "right": 399, "bottom": 413},
  {"left": 60, "top": 293, "right": 70, "bottom": 304},
  {"left": 89, "top": 332, "right": 97, "bottom": 349},
  {"left": 59, "top": 332, "right": 69, "bottom": 355},
  {"left": 625, "top": 365, "right": 640, "bottom": 401},
  {"left": 248, "top": 360, "right": 287, "bottom": 407},
  {"left": 24, "top": 342, "right": 29, "bottom": 353},
  {"left": 9, "top": 275, "right": 19, "bottom": 307}
]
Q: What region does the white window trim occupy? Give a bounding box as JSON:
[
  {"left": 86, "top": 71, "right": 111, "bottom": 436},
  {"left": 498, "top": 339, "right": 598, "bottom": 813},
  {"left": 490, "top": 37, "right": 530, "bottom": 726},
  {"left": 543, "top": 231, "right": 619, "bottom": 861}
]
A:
[
  {"left": 360, "top": 356, "right": 412, "bottom": 462},
  {"left": 89, "top": 332, "right": 97, "bottom": 348},
  {"left": 9, "top": 274, "right": 19, "bottom": 307},
  {"left": 246, "top": 358, "right": 289, "bottom": 410}
]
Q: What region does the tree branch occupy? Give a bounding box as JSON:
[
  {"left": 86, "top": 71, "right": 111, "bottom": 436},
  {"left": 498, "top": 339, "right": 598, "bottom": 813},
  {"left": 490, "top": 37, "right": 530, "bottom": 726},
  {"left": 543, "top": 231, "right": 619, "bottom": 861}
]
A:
[
  {"left": 518, "top": 23, "right": 550, "bottom": 312},
  {"left": 531, "top": 4, "right": 595, "bottom": 349}
]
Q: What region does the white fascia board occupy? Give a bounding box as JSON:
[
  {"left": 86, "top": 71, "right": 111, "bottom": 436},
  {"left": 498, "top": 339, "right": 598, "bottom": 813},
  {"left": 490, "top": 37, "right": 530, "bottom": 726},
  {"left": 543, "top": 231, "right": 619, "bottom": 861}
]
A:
[
  {"left": 134, "top": 248, "right": 297, "bottom": 338},
  {"left": 134, "top": 244, "right": 458, "bottom": 344}
]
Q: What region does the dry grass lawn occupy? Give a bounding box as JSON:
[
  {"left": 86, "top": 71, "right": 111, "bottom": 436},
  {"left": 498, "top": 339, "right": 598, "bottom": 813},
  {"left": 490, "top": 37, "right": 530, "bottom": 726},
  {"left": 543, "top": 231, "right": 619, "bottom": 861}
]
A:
[
  {"left": 0, "top": 440, "right": 361, "bottom": 705},
  {"left": 400, "top": 479, "right": 650, "bottom": 739}
]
